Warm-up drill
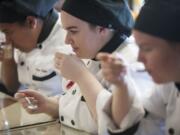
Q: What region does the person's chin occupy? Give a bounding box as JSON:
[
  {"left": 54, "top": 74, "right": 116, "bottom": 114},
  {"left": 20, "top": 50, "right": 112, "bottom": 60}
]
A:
[
  {"left": 19, "top": 48, "right": 31, "bottom": 53},
  {"left": 76, "top": 53, "right": 83, "bottom": 58},
  {"left": 73, "top": 49, "right": 81, "bottom": 56}
]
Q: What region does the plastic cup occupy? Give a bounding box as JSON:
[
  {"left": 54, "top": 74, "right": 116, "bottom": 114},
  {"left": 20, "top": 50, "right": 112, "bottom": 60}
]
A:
[{"left": 0, "top": 44, "right": 13, "bottom": 59}]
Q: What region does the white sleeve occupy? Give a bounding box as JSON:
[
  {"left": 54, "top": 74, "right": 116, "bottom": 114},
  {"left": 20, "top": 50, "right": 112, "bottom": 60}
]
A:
[
  {"left": 96, "top": 89, "right": 113, "bottom": 135},
  {"left": 108, "top": 85, "right": 167, "bottom": 135},
  {"left": 108, "top": 93, "right": 145, "bottom": 133},
  {"left": 97, "top": 73, "right": 145, "bottom": 134}
]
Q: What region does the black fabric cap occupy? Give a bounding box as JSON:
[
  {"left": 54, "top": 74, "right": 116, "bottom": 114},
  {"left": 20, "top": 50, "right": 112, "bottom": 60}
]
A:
[
  {"left": 0, "top": 0, "right": 58, "bottom": 23},
  {"left": 62, "top": 0, "right": 134, "bottom": 36},
  {"left": 134, "top": 0, "right": 180, "bottom": 42}
]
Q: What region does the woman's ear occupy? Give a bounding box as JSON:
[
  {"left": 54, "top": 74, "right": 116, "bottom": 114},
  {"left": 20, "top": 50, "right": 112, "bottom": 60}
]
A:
[
  {"left": 97, "top": 26, "right": 113, "bottom": 38},
  {"left": 25, "top": 16, "right": 38, "bottom": 29},
  {"left": 97, "top": 26, "right": 106, "bottom": 33}
]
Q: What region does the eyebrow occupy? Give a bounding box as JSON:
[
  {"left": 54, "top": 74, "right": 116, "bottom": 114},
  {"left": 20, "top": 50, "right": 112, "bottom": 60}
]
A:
[
  {"left": 65, "top": 26, "right": 78, "bottom": 30},
  {"left": 1, "top": 29, "right": 9, "bottom": 33}
]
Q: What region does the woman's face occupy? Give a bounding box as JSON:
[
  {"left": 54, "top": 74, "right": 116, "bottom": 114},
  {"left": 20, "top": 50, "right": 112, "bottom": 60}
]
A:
[
  {"left": 133, "top": 30, "right": 180, "bottom": 83},
  {"left": 61, "top": 11, "right": 106, "bottom": 59}
]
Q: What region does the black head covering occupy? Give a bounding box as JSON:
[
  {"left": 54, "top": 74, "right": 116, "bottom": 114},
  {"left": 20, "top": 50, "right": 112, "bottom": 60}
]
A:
[
  {"left": 62, "top": 0, "right": 134, "bottom": 37},
  {"left": 134, "top": 0, "right": 180, "bottom": 42},
  {"left": 0, "top": 0, "right": 58, "bottom": 23}
]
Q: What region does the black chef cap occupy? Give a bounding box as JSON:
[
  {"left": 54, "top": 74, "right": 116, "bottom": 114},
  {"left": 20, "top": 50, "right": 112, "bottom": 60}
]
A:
[
  {"left": 62, "top": 0, "right": 134, "bottom": 36},
  {"left": 0, "top": 0, "right": 58, "bottom": 23},
  {"left": 134, "top": 0, "right": 180, "bottom": 42}
]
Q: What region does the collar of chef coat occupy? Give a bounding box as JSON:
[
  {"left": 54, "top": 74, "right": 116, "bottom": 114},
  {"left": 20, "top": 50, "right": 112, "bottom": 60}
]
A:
[
  {"left": 92, "top": 31, "right": 128, "bottom": 61},
  {"left": 175, "top": 83, "right": 180, "bottom": 92},
  {"left": 37, "top": 9, "right": 58, "bottom": 48}
]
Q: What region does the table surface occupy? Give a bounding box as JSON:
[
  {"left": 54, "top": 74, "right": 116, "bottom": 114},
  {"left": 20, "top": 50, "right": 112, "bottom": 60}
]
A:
[{"left": 0, "top": 92, "right": 93, "bottom": 135}]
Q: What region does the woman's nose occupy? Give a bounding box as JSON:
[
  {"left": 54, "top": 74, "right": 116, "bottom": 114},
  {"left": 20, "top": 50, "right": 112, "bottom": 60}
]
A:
[
  {"left": 137, "top": 52, "right": 146, "bottom": 64},
  {"left": 65, "top": 34, "right": 72, "bottom": 45}
]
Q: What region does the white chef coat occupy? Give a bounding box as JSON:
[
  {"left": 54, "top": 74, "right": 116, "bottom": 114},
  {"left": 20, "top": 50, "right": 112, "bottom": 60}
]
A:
[
  {"left": 98, "top": 75, "right": 180, "bottom": 134},
  {"left": 58, "top": 36, "right": 151, "bottom": 134}
]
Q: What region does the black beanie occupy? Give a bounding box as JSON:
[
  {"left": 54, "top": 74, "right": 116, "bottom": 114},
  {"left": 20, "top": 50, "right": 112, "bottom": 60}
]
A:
[
  {"left": 62, "top": 0, "right": 134, "bottom": 36},
  {"left": 0, "top": 0, "right": 58, "bottom": 23},
  {"left": 134, "top": 0, "right": 180, "bottom": 42}
]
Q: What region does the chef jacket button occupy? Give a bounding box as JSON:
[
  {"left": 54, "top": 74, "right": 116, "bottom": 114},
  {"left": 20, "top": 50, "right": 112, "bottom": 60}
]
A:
[
  {"left": 71, "top": 120, "right": 75, "bottom": 126},
  {"left": 60, "top": 116, "right": 64, "bottom": 121},
  {"left": 81, "top": 96, "right": 86, "bottom": 102},
  {"left": 99, "top": 64, "right": 101, "bottom": 69},
  {"left": 177, "top": 92, "right": 180, "bottom": 97},
  {"left": 20, "top": 61, "right": 24, "bottom": 66},
  {"left": 168, "top": 128, "right": 175, "bottom": 135},
  {"left": 87, "top": 61, "right": 90, "bottom": 65},
  {"left": 38, "top": 44, "right": 42, "bottom": 49}
]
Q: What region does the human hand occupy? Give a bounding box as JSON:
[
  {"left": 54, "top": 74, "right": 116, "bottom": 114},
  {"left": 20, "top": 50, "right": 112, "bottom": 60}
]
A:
[
  {"left": 96, "top": 52, "right": 127, "bottom": 86},
  {"left": 14, "top": 90, "right": 48, "bottom": 114},
  {"left": 54, "top": 52, "right": 87, "bottom": 81}
]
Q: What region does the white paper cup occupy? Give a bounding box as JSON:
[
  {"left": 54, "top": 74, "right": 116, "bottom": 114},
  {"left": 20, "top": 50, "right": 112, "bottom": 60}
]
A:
[{"left": 0, "top": 44, "right": 13, "bottom": 59}]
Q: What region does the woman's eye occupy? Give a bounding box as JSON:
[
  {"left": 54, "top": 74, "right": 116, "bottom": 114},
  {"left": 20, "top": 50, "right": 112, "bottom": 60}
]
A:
[
  {"left": 145, "top": 48, "right": 153, "bottom": 52},
  {"left": 140, "top": 46, "right": 153, "bottom": 52},
  {"left": 69, "top": 30, "right": 77, "bottom": 34}
]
